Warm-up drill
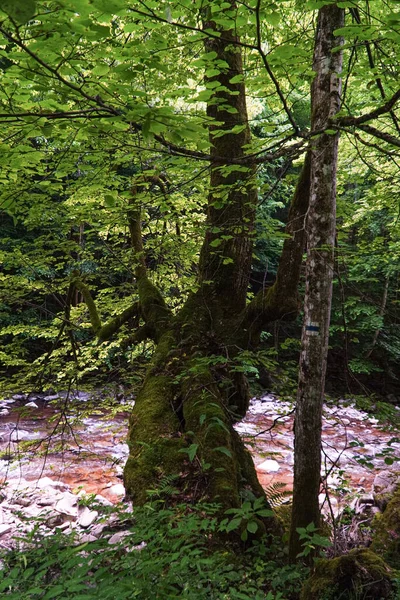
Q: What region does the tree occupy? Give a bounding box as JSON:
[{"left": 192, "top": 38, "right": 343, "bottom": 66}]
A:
[
  {"left": 0, "top": 0, "right": 399, "bottom": 534},
  {"left": 289, "top": 3, "right": 344, "bottom": 561}
]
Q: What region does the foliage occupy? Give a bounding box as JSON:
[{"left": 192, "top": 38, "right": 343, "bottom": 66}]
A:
[{"left": 0, "top": 501, "right": 309, "bottom": 600}]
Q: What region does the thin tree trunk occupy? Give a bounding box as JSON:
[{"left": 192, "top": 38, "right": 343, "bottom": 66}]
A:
[
  {"left": 289, "top": 5, "right": 344, "bottom": 561},
  {"left": 365, "top": 275, "right": 390, "bottom": 358}
]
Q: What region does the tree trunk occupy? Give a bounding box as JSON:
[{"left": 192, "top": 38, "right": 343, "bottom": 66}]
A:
[
  {"left": 289, "top": 5, "right": 344, "bottom": 561},
  {"left": 122, "top": 5, "right": 269, "bottom": 515},
  {"left": 121, "top": 4, "right": 310, "bottom": 521}
]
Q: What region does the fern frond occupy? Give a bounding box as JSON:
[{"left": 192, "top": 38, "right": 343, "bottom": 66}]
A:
[{"left": 265, "top": 482, "right": 291, "bottom": 507}]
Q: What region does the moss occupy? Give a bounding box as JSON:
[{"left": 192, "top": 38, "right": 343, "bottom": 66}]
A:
[
  {"left": 300, "top": 549, "right": 394, "bottom": 600},
  {"left": 371, "top": 486, "right": 400, "bottom": 568},
  {"left": 123, "top": 373, "right": 186, "bottom": 504},
  {"left": 138, "top": 276, "right": 170, "bottom": 338},
  {"left": 182, "top": 373, "right": 241, "bottom": 508}
]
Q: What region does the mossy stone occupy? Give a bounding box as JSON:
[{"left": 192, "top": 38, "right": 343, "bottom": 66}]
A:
[
  {"left": 371, "top": 486, "right": 400, "bottom": 568},
  {"left": 300, "top": 549, "right": 394, "bottom": 600}
]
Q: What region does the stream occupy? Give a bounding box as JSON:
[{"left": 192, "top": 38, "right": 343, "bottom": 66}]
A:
[{"left": 1, "top": 390, "right": 400, "bottom": 511}]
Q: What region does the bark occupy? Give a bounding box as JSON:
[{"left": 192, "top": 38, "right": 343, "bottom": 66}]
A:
[{"left": 289, "top": 5, "right": 344, "bottom": 562}]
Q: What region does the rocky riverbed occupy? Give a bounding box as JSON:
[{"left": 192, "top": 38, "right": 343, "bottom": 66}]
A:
[{"left": 1, "top": 390, "right": 400, "bottom": 549}]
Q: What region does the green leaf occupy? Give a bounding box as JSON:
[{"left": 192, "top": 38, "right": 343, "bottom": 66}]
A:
[
  {"left": 226, "top": 517, "right": 242, "bottom": 532},
  {"left": 178, "top": 443, "right": 198, "bottom": 462},
  {"left": 104, "top": 194, "right": 116, "bottom": 207},
  {"left": 0, "top": 0, "right": 36, "bottom": 23},
  {"left": 92, "top": 64, "right": 110, "bottom": 76},
  {"left": 213, "top": 446, "right": 232, "bottom": 458},
  {"left": 246, "top": 520, "right": 258, "bottom": 534}
]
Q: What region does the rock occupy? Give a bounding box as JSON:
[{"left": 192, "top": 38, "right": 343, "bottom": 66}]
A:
[
  {"left": 371, "top": 487, "right": 400, "bottom": 568},
  {"left": 42, "top": 395, "right": 59, "bottom": 402},
  {"left": 55, "top": 492, "right": 78, "bottom": 517},
  {"left": 78, "top": 507, "right": 98, "bottom": 528},
  {"left": 0, "top": 524, "right": 12, "bottom": 536},
  {"left": 0, "top": 410, "right": 9, "bottom": 417},
  {"left": 108, "top": 483, "right": 125, "bottom": 496},
  {"left": 46, "top": 513, "right": 66, "bottom": 528},
  {"left": 300, "top": 549, "right": 394, "bottom": 600},
  {"left": 25, "top": 402, "right": 39, "bottom": 409},
  {"left": 36, "top": 477, "right": 69, "bottom": 492},
  {"left": 256, "top": 459, "right": 280, "bottom": 473},
  {"left": 90, "top": 523, "right": 108, "bottom": 537},
  {"left": 108, "top": 531, "right": 130, "bottom": 545},
  {"left": 94, "top": 494, "right": 113, "bottom": 507},
  {"left": 14, "top": 496, "right": 32, "bottom": 507},
  {"left": 79, "top": 533, "right": 97, "bottom": 543},
  {"left": 37, "top": 494, "right": 61, "bottom": 507},
  {"left": 23, "top": 505, "right": 51, "bottom": 519},
  {"left": 373, "top": 471, "right": 399, "bottom": 510},
  {"left": 111, "top": 443, "right": 129, "bottom": 459},
  {"left": 10, "top": 429, "right": 33, "bottom": 441}
]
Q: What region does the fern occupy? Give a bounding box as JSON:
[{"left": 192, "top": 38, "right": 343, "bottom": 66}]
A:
[{"left": 264, "top": 482, "right": 291, "bottom": 508}]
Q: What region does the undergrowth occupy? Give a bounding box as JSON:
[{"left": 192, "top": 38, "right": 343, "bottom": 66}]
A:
[{"left": 0, "top": 500, "right": 309, "bottom": 600}]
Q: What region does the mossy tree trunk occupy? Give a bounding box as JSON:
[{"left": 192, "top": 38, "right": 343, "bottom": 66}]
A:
[
  {"left": 289, "top": 4, "right": 344, "bottom": 561},
  {"left": 75, "top": 4, "right": 310, "bottom": 520}
]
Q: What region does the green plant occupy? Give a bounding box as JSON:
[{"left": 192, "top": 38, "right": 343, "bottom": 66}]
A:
[
  {"left": 295, "top": 523, "right": 331, "bottom": 559},
  {"left": 219, "top": 497, "right": 274, "bottom": 541},
  {"left": 0, "top": 501, "right": 309, "bottom": 600}
]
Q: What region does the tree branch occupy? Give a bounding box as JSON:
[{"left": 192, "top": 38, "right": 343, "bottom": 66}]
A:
[
  {"left": 73, "top": 276, "right": 141, "bottom": 342},
  {"left": 97, "top": 302, "right": 140, "bottom": 343},
  {"left": 73, "top": 278, "right": 102, "bottom": 335},
  {"left": 120, "top": 324, "right": 154, "bottom": 349},
  {"left": 242, "top": 151, "right": 311, "bottom": 342},
  {"left": 336, "top": 87, "right": 400, "bottom": 127}
]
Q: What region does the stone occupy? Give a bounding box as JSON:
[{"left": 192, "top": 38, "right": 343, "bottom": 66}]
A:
[
  {"left": 256, "top": 459, "right": 280, "bottom": 473},
  {"left": 55, "top": 492, "right": 78, "bottom": 517},
  {"left": 300, "top": 549, "right": 394, "bottom": 600},
  {"left": 108, "top": 483, "right": 125, "bottom": 496},
  {"left": 25, "top": 402, "right": 39, "bottom": 409},
  {"left": 24, "top": 505, "right": 50, "bottom": 519},
  {"left": 36, "top": 477, "right": 70, "bottom": 492},
  {"left": 10, "top": 429, "right": 32, "bottom": 442},
  {"left": 78, "top": 507, "right": 98, "bottom": 528},
  {"left": 79, "top": 533, "right": 97, "bottom": 543},
  {"left": 37, "top": 494, "right": 61, "bottom": 507},
  {"left": 90, "top": 523, "right": 107, "bottom": 537},
  {"left": 373, "top": 471, "right": 399, "bottom": 495},
  {"left": 0, "top": 524, "right": 12, "bottom": 536},
  {"left": 0, "top": 409, "right": 9, "bottom": 416},
  {"left": 94, "top": 494, "right": 113, "bottom": 506},
  {"left": 14, "top": 496, "right": 32, "bottom": 507},
  {"left": 108, "top": 531, "right": 130, "bottom": 545},
  {"left": 46, "top": 513, "right": 66, "bottom": 528},
  {"left": 371, "top": 487, "right": 400, "bottom": 568},
  {"left": 42, "top": 395, "right": 59, "bottom": 402}
]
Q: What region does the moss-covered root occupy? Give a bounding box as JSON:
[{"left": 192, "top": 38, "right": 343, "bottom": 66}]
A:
[
  {"left": 371, "top": 486, "right": 400, "bottom": 568},
  {"left": 300, "top": 549, "right": 395, "bottom": 600},
  {"left": 123, "top": 374, "right": 185, "bottom": 505}
]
